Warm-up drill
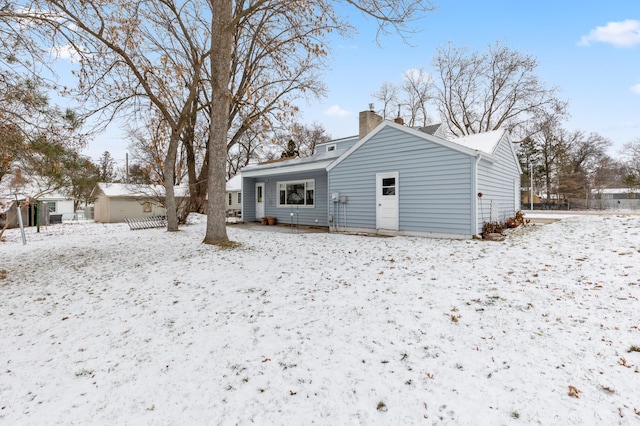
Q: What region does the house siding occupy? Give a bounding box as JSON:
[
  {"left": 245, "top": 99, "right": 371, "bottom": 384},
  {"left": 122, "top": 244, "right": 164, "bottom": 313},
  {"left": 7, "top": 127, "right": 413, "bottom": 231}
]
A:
[
  {"left": 476, "top": 136, "right": 521, "bottom": 231},
  {"left": 329, "top": 126, "right": 475, "bottom": 235},
  {"left": 242, "top": 171, "right": 328, "bottom": 226},
  {"left": 241, "top": 177, "right": 256, "bottom": 222},
  {"left": 94, "top": 193, "right": 109, "bottom": 223},
  {"left": 226, "top": 190, "right": 242, "bottom": 213},
  {"left": 93, "top": 194, "right": 167, "bottom": 223}
]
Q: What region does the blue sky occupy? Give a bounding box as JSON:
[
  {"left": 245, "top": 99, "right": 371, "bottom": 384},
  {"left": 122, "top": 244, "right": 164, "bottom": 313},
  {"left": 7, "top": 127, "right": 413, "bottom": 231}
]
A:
[
  {"left": 84, "top": 0, "right": 639, "bottom": 163},
  {"left": 302, "top": 0, "right": 639, "bottom": 155}
]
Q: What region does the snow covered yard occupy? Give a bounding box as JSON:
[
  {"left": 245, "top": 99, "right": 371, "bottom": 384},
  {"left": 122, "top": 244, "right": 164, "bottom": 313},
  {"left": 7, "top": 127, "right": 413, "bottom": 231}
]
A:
[{"left": 1, "top": 214, "right": 639, "bottom": 425}]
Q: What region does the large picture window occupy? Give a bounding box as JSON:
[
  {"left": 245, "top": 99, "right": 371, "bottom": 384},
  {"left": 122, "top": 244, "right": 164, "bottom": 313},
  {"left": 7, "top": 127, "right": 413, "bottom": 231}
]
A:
[{"left": 277, "top": 180, "right": 314, "bottom": 207}]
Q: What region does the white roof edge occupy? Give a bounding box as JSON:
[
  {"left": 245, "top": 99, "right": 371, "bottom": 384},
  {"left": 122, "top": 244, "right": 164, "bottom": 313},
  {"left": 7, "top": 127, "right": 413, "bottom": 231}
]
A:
[
  {"left": 93, "top": 182, "right": 189, "bottom": 198},
  {"left": 242, "top": 160, "right": 333, "bottom": 178}
]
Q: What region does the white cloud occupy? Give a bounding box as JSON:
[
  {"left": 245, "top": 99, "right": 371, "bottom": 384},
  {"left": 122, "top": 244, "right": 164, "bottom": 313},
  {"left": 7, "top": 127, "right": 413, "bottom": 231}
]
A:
[
  {"left": 579, "top": 19, "right": 640, "bottom": 48},
  {"left": 324, "top": 105, "right": 349, "bottom": 118},
  {"left": 631, "top": 83, "right": 640, "bottom": 95},
  {"left": 50, "top": 44, "right": 81, "bottom": 62}
]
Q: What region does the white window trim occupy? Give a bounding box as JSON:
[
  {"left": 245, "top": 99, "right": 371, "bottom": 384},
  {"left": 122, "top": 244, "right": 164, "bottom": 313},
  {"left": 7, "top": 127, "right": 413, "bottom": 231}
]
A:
[{"left": 276, "top": 179, "right": 315, "bottom": 208}]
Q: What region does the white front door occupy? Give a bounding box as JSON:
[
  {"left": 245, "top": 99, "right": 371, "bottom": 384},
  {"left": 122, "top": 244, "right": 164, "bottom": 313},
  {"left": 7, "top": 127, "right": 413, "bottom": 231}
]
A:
[
  {"left": 376, "top": 172, "right": 399, "bottom": 230},
  {"left": 255, "top": 183, "right": 265, "bottom": 219}
]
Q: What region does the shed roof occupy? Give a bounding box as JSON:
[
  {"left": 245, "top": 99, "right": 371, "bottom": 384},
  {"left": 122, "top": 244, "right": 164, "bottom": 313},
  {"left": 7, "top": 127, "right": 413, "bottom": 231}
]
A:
[
  {"left": 226, "top": 175, "right": 242, "bottom": 192},
  {"left": 92, "top": 183, "right": 189, "bottom": 198}
]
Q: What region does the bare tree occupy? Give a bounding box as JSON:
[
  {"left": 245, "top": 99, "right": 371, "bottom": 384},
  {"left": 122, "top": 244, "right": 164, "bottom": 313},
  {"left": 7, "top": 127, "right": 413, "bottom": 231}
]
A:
[
  {"left": 0, "top": 124, "right": 23, "bottom": 184},
  {"left": 556, "top": 130, "right": 611, "bottom": 204},
  {"left": 621, "top": 138, "right": 640, "bottom": 179},
  {"left": 272, "top": 122, "right": 332, "bottom": 158},
  {"left": 372, "top": 81, "right": 400, "bottom": 119},
  {"left": 372, "top": 68, "right": 435, "bottom": 127},
  {"left": 401, "top": 67, "right": 432, "bottom": 127},
  {"left": 227, "top": 127, "right": 263, "bottom": 179},
  {"left": 431, "top": 41, "right": 566, "bottom": 136}
]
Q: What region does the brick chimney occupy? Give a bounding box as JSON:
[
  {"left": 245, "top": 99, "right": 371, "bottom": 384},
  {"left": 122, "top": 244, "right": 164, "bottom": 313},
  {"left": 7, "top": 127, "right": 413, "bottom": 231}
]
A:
[
  {"left": 394, "top": 117, "right": 404, "bottom": 125},
  {"left": 359, "top": 106, "right": 383, "bottom": 139}
]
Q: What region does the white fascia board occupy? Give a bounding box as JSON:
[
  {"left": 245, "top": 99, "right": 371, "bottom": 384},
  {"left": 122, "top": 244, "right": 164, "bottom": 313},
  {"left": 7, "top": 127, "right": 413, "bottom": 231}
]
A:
[{"left": 242, "top": 160, "right": 333, "bottom": 178}]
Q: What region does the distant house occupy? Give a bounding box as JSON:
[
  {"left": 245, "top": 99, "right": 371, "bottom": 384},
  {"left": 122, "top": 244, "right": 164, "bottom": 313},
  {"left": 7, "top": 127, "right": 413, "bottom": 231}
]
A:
[
  {"left": 591, "top": 188, "right": 640, "bottom": 209},
  {"left": 240, "top": 110, "right": 521, "bottom": 239},
  {"left": 0, "top": 179, "right": 75, "bottom": 228},
  {"left": 38, "top": 191, "right": 76, "bottom": 220},
  {"left": 90, "top": 183, "right": 189, "bottom": 223},
  {"left": 226, "top": 174, "right": 242, "bottom": 216}
]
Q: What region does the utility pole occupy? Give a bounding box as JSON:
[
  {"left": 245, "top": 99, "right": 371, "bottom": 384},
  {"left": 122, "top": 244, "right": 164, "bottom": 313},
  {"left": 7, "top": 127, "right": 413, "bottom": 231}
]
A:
[{"left": 530, "top": 163, "right": 533, "bottom": 211}]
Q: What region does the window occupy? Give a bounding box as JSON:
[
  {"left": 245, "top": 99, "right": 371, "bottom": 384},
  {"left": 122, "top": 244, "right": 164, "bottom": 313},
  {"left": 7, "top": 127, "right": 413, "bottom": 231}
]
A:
[
  {"left": 326, "top": 144, "right": 336, "bottom": 152},
  {"left": 381, "top": 177, "right": 396, "bottom": 195},
  {"left": 46, "top": 202, "right": 56, "bottom": 213},
  {"left": 257, "top": 185, "right": 263, "bottom": 203},
  {"left": 143, "top": 202, "right": 152, "bottom": 212},
  {"left": 277, "top": 180, "right": 314, "bottom": 207},
  {"left": 237, "top": 192, "right": 242, "bottom": 204},
  {"left": 228, "top": 193, "right": 232, "bottom": 205}
]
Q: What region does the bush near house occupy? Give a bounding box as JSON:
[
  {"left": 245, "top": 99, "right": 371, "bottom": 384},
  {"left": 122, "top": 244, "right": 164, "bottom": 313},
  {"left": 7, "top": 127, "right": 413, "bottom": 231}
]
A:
[{"left": 482, "top": 211, "right": 529, "bottom": 239}]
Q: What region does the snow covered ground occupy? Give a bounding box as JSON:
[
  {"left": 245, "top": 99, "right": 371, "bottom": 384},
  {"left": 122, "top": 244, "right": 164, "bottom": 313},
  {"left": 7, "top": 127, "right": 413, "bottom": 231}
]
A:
[{"left": 1, "top": 213, "right": 639, "bottom": 425}]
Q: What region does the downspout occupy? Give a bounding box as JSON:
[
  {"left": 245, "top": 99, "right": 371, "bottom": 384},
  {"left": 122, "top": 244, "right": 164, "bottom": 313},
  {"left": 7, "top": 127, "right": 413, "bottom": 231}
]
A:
[
  {"left": 240, "top": 177, "right": 242, "bottom": 223},
  {"left": 473, "top": 153, "right": 482, "bottom": 237}
]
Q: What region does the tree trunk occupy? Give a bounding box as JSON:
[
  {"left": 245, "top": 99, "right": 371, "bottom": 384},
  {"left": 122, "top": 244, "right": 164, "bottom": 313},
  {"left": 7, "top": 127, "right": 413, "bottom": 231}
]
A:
[
  {"left": 194, "top": 150, "right": 209, "bottom": 213},
  {"left": 203, "top": 0, "right": 232, "bottom": 244},
  {"left": 0, "top": 205, "right": 17, "bottom": 239},
  {"left": 184, "top": 129, "right": 199, "bottom": 214},
  {"left": 164, "top": 129, "right": 181, "bottom": 232}
]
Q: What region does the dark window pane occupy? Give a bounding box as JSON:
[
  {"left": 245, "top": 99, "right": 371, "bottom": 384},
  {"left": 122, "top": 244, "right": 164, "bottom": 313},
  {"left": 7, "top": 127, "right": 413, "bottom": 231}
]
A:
[
  {"left": 287, "top": 183, "right": 305, "bottom": 204},
  {"left": 382, "top": 178, "right": 395, "bottom": 187}
]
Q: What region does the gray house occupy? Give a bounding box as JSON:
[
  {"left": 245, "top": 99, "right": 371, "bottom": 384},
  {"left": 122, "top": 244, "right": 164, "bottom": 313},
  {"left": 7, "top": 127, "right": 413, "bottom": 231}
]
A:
[{"left": 241, "top": 110, "right": 521, "bottom": 238}]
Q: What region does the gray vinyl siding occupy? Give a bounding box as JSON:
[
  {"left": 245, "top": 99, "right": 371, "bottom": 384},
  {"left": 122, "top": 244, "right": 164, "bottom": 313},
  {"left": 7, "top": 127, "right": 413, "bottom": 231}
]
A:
[
  {"left": 243, "top": 172, "right": 328, "bottom": 226},
  {"left": 329, "top": 126, "right": 475, "bottom": 235},
  {"left": 476, "top": 136, "right": 521, "bottom": 231},
  {"left": 316, "top": 136, "right": 358, "bottom": 155},
  {"left": 241, "top": 177, "right": 256, "bottom": 222}
]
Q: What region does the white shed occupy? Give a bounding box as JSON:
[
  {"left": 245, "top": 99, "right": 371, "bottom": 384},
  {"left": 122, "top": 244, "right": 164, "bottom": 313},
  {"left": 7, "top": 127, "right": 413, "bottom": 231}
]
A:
[{"left": 90, "top": 183, "right": 188, "bottom": 223}]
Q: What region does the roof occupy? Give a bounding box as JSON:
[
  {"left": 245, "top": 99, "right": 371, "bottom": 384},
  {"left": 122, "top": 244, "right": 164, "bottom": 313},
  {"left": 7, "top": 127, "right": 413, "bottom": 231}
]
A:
[
  {"left": 448, "top": 129, "right": 507, "bottom": 155},
  {"left": 416, "top": 123, "right": 445, "bottom": 137},
  {"left": 328, "top": 121, "right": 499, "bottom": 172},
  {"left": 242, "top": 121, "right": 508, "bottom": 177},
  {"left": 592, "top": 188, "right": 640, "bottom": 194},
  {"left": 0, "top": 175, "right": 73, "bottom": 201},
  {"left": 226, "top": 175, "right": 242, "bottom": 192},
  {"left": 241, "top": 150, "right": 341, "bottom": 177},
  {"left": 92, "top": 183, "right": 189, "bottom": 198}
]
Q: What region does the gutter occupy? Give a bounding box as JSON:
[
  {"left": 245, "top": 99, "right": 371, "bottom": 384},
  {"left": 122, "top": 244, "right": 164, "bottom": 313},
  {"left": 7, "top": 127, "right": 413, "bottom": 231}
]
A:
[{"left": 472, "top": 153, "right": 482, "bottom": 237}]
